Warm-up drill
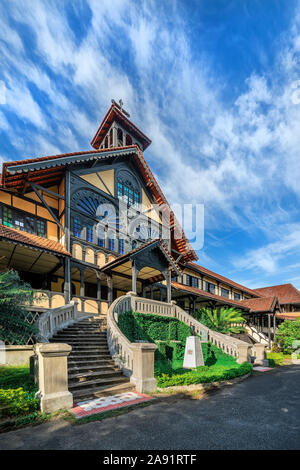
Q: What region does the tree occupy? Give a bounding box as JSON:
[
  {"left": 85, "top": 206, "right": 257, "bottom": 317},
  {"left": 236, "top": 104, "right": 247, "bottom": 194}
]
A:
[
  {"left": 273, "top": 319, "right": 300, "bottom": 354},
  {"left": 194, "top": 306, "right": 246, "bottom": 335},
  {"left": 0, "top": 270, "right": 38, "bottom": 344}
]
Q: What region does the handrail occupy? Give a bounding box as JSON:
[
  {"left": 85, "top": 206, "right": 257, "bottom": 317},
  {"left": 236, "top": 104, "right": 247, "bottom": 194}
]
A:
[
  {"left": 110, "top": 293, "right": 260, "bottom": 363},
  {"left": 35, "top": 301, "right": 78, "bottom": 342}
]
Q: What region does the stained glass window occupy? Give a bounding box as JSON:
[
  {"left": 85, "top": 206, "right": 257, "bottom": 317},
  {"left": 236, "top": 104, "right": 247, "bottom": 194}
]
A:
[
  {"left": 86, "top": 224, "right": 93, "bottom": 243},
  {"left": 109, "top": 237, "right": 115, "bottom": 251},
  {"left": 74, "top": 218, "right": 81, "bottom": 238},
  {"left": 118, "top": 239, "right": 124, "bottom": 254}
]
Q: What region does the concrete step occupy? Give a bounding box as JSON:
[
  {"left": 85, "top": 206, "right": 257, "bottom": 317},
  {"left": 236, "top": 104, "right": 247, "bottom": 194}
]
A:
[
  {"left": 68, "top": 364, "right": 117, "bottom": 374},
  {"left": 72, "top": 381, "right": 135, "bottom": 402},
  {"left": 69, "top": 375, "right": 128, "bottom": 392},
  {"left": 69, "top": 346, "right": 109, "bottom": 352},
  {"left": 51, "top": 339, "right": 108, "bottom": 344},
  {"left": 69, "top": 369, "right": 122, "bottom": 383},
  {"left": 68, "top": 358, "right": 114, "bottom": 365},
  {"left": 68, "top": 354, "right": 112, "bottom": 361}
]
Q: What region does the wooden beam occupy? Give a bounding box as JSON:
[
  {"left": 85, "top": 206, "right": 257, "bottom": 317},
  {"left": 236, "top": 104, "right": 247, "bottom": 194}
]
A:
[{"left": 29, "top": 182, "right": 65, "bottom": 233}]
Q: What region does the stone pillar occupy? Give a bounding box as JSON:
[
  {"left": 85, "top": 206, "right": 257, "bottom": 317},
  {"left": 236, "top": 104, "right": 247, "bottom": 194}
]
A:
[
  {"left": 236, "top": 343, "right": 252, "bottom": 364},
  {"left": 35, "top": 343, "right": 73, "bottom": 413},
  {"left": 253, "top": 344, "right": 268, "bottom": 366},
  {"left": 130, "top": 342, "right": 158, "bottom": 393}
]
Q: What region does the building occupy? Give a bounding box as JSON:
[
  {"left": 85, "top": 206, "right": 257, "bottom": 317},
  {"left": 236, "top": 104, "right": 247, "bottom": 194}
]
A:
[{"left": 0, "top": 100, "right": 299, "bottom": 344}]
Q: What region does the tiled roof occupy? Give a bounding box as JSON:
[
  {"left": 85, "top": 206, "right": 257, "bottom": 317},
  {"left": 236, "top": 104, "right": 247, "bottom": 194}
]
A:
[
  {"left": 0, "top": 224, "right": 71, "bottom": 256},
  {"left": 185, "top": 262, "right": 259, "bottom": 297},
  {"left": 101, "top": 239, "right": 182, "bottom": 275},
  {"left": 239, "top": 296, "right": 278, "bottom": 313},
  {"left": 254, "top": 284, "right": 300, "bottom": 305},
  {"left": 171, "top": 281, "right": 250, "bottom": 310},
  {"left": 276, "top": 312, "right": 300, "bottom": 320}
]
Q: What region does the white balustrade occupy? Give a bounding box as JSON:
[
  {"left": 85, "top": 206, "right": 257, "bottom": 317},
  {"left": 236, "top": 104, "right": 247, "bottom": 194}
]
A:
[{"left": 35, "top": 301, "right": 78, "bottom": 342}]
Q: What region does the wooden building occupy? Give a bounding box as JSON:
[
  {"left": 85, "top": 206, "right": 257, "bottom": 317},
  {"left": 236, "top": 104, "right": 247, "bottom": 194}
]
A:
[{"left": 0, "top": 100, "right": 299, "bottom": 344}]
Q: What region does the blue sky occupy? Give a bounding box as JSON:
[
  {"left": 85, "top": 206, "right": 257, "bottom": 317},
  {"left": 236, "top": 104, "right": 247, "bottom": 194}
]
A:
[{"left": 1, "top": 0, "right": 300, "bottom": 290}]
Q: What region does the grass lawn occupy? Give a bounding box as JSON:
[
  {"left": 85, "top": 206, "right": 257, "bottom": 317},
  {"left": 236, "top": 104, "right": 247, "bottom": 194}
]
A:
[{"left": 266, "top": 352, "right": 292, "bottom": 366}]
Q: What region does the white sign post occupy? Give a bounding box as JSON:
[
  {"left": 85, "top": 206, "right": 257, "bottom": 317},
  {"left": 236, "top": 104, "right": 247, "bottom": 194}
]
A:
[{"left": 183, "top": 336, "right": 204, "bottom": 369}]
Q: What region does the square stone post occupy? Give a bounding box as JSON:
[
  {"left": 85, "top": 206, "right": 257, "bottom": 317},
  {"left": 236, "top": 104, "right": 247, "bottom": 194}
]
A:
[
  {"left": 130, "top": 342, "right": 158, "bottom": 393},
  {"left": 237, "top": 343, "right": 252, "bottom": 364},
  {"left": 35, "top": 343, "right": 73, "bottom": 413},
  {"left": 253, "top": 343, "right": 268, "bottom": 366}
]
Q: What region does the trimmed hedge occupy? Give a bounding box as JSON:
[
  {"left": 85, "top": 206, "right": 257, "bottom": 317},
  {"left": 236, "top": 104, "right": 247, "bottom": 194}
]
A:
[{"left": 156, "top": 362, "right": 252, "bottom": 388}]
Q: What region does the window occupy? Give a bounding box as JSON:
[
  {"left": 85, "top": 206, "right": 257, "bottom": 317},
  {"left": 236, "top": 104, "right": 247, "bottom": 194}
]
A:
[
  {"left": 132, "top": 240, "right": 137, "bottom": 250},
  {"left": 25, "top": 216, "right": 35, "bottom": 234},
  {"left": 118, "top": 239, "right": 124, "bottom": 255},
  {"left": 234, "top": 293, "right": 241, "bottom": 300},
  {"left": 3, "top": 207, "right": 12, "bottom": 227},
  {"left": 206, "top": 282, "right": 215, "bottom": 294},
  {"left": 172, "top": 275, "right": 178, "bottom": 282},
  {"left": 74, "top": 218, "right": 81, "bottom": 238},
  {"left": 86, "top": 224, "right": 93, "bottom": 243},
  {"left": 109, "top": 237, "right": 115, "bottom": 251},
  {"left": 185, "top": 275, "right": 199, "bottom": 288},
  {"left": 98, "top": 233, "right": 104, "bottom": 247},
  {"left": 221, "top": 288, "right": 229, "bottom": 298},
  {"left": 14, "top": 213, "right": 25, "bottom": 231},
  {"left": 37, "top": 220, "right": 46, "bottom": 238},
  {"left": 116, "top": 175, "right": 140, "bottom": 207}
]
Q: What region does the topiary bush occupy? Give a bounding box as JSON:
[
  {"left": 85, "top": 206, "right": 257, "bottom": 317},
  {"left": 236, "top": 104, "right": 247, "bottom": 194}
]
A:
[{"left": 273, "top": 319, "right": 300, "bottom": 354}]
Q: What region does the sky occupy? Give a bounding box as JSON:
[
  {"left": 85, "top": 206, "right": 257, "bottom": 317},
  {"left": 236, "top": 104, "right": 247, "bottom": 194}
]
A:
[{"left": 1, "top": 0, "right": 300, "bottom": 290}]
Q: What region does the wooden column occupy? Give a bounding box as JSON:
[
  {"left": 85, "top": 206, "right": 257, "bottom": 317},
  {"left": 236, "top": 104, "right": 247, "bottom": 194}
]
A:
[
  {"left": 166, "top": 270, "right": 171, "bottom": 303},
  {"left": 132, "top": 261, "right": 137, "bottom": 294},
  {"left": 268, "top": 314, "right": 271, "bottom": 349},
  {"left": 107, "top": 275, "right": 113, "bottom": 306},
  {"left": 80, "top": 269, "right": 85, "bottom": 298}
]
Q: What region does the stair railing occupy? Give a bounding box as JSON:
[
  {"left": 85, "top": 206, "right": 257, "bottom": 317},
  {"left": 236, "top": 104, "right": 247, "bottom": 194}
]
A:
[
  {"left": 109, "top": 292, "right": 266, "bottom": 364},
  {"left": 35, "top": 301, "right": 78, "bottom": 342}
]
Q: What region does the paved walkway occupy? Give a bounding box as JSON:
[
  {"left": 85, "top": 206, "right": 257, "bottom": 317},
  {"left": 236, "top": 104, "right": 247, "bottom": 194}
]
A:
[{"left": 0, "top": 365, "right": 299, "bottom": 450}]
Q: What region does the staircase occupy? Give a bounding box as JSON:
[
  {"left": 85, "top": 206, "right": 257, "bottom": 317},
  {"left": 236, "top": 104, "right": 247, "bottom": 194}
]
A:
[{"left": 50, "top": 316, "right": 134, "bottom": 402}]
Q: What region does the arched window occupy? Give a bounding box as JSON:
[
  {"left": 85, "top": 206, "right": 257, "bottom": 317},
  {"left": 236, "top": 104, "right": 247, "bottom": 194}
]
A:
[
  {"left": 132, "top": 240, "right": 137, "bottom": 250},
  {"left": 86, "top": 224, "right": 93, "bottom": 243},
  {"left": 116, "top": 171, "right": 140, "bottom": 207},
  {"left": 104, "top": 136, "right": 108, "bottom": 148},
  {"left": 74, "top": 217, "right": 81, "bottom": 238},
  {"left": 117, "top": 128, "right": 123, "bottom": 147},
  {"left": 110, "top": 128, "right": 113, "bottom": 147},
  {"left": 126, "top": 134, "right": 132, "bottom": 146},
  {"left": 76, "top": 195, "right": 102, "bottom": 217}
]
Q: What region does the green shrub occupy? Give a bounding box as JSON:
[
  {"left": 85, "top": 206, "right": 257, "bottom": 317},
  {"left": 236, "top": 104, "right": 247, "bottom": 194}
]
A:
[
  {"left": 0, "top": 366, "right": 36, "bottom": 392},
  {"left": 0, "top": 387, "right": 39, "bottom": 418},
  {"left": 273, "top": 319, "right": 300, "bottom": 354},
  {"left": 156, "top": 362, "right": 252, "bottom": 388}
]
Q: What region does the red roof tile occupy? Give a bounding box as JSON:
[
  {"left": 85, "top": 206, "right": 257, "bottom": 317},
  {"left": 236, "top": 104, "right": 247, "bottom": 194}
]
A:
[
  {"left": 239, "top": 296, "right": 278, "bottom": 313},
  {"left": 185, "top": 262, "right": 259, "bottom": 297},
  {"left": 254, "top": 284, "right": 300, "bottom": 305},
  {"left": 0, "top": 224, "right": 71, "bottom": 256},
  {"left": 171, "top": 281, "right": 250, "bottom": 310},
  {"left": 276, "top": 312, "right": 300, "bottom": 320}
]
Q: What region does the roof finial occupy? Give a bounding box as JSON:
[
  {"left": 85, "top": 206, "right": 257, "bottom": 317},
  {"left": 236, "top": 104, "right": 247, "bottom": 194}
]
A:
[{"left": 111, "top": 98, "right": 130, "bottom": 117}]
